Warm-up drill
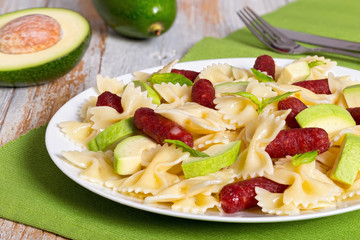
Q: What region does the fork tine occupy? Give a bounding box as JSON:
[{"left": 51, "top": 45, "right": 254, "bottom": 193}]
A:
[
  {"left": 245, "top": 7, "right": 288, "bottom": 41},
  {"left": 238, "top": 9, "right": 278, "bottom": 47},
  {"left": 237, "top": 10, "right": 274, "bottom": 49},
  {"left": 242, "top": 7, "right": 278, "bottom": 41}
]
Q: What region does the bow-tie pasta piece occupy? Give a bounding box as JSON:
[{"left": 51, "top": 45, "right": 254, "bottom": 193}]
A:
[
  {"left": 339, "top": 176, "right": 360, "bottom": 202},
  {"left": 145, "top": 168, "right": 236, "bottom": 213},
  {"left": 59, "top": 96, "right": 98, "bottom": 145},
  {"left": 263, "top": 157, "right": 343, "bottom": 214},
  {"left": 327, "top": 72, "right": 359, "bottom": 107},
  {"left": 231, "top": 68, "right": 253, "bottom": 82},
  {"left": 171, "top": 194, "right": 220, "bottom": 214},
  {"left": 316, "top": 146, "right": 341, "bottom": 170},
  {"left": 214, "top": 96, "right": 258, "bottom": 128},
  {"left": 198, "top": 63, "right": 234, "bottom": 84},
  {"left": 194, "top": 131, "right": 239, "bottom": 151},
  {"left": 154, "top": 82, "right": 191, "bottom": 109},
  {"left": 245, "top": 79, "right": 277, "bottom": 100},
  {"left": 255, "top": 188, "right": 300, "bottom": 215},
  {"left": 115, "top": 144, "right": 189, "bottom": 195},
  {"left": 59, "top": 121, "right": 98, "bottom": 146},
  {"left": 230, "top": 110, "right": 289, "bottom": 179},
  {"left": 96, "top": 74, "right": 127, "bottom": 95},
  {"left": 255, "top": 187, "right": 336, "bottom": 216},
  {"left": 156, "top": 102, "right": 235, "bottom": 134},
  {"left": 214, "top": 79, "right": 277, "bottom": 128},
  {"left": 79, "top": 96, "right": 97, "bottom": 122},
  {"left": 297, "top": 55, "right": 336, "bottom": 80},
  {"left": 62, "top": 150, "right": 121, "bottom": 185},
  {"left": 331, "top": 125, "right": 360, "bottom": 147},
  {"left": 267, "top": 82, "right": 336, "bottom": 106}
]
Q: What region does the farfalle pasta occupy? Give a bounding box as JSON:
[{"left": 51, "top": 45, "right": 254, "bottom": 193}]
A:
[
  {"left": 297, "top": 55, "right": 337, "bottom": 80},
  {"left": 145, "top": 168, "right": 235, "bottom": 213},
  {"left": 153, "top": 82, "right": 191, "bottom": 109},
  {"left": 156, "top": 102, "right": 236, "bottom": 134},
  {"left": 113, "top": 144, "right": 188, "bottom": 195},
  {"left": 59, "top": 55, "right": 360, "bottom": 217},
  {"left": 230, "top": 109, "right": 290, "bottom": 179},
  {"left": 198, "top": 63, "right": 234, "bottom": 84},
  {"left": 261, "top": 157, "right": 343, "bottom": 214}
]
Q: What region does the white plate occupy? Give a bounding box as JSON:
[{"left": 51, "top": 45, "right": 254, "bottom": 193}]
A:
[{"left": 46, "top": 58, "right": 360, "bottom": 223}]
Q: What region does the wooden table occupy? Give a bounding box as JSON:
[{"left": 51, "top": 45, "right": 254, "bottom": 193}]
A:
[{"left": 0, "top": 0, "right": 294, "bottom": 238}]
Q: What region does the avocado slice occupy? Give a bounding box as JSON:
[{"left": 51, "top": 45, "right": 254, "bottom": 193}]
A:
[
  {"left": 181, "top": 141, "right": 241, "bottom": 178},
  {"left": 88, "top": 117, "right": 137, "bottom": 152},
  {"left": 343, "top": 84, "right": 360, "bottom": 108},
  {"left": 114, "top": 135, "right": 157, "bottom": 175},
  {"left": 330, "top": 133, "right": 360, "bottom": 185},
  {"left": 214, "top": 81, "right": 249, "bottom": 95},
  {"left": 92, "top": 0, "right": 176, "bottom": 39},
  {"left": 0, "top": 8, "right": 91, "bottom": 86},
  {"left": 277, "top": 61, "right": 310, "bottom": 84},
  {"left": 295, "top": 104, "right": 356, "bottom": 136}
]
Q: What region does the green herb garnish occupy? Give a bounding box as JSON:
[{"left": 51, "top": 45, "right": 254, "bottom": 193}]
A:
[
  {"left": 163, "top": 139, "right": 210, "bottom": 157},
  {"left": 223, "top": 91, "right": 298, "bottom": 114},
  {"left": 147, "top": 73, "right": 194, "bottom": 86},
  {"left": 251, "top": 68, "right": 275, "bottom": 82},
  {"left": 292, "top": 150, "right": 318, "bottom": 166},
  {"left": 308, "top": 60, "right": 325, "bottom": 68}
]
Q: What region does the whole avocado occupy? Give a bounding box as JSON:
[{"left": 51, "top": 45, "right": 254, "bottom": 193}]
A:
[{"left": 92, "top": 0, "right": 177, "bottom": 39}]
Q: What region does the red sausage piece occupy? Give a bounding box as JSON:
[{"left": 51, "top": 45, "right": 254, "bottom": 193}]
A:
[
  {"left": 253, "top": 55, "right": 276, "bottom": 79},
  {"left": 219, "top": 177, "right": 288, "bottom": 213},
  {"left": 171, "top": 69, "right": 199, "bottom": 82},
  {"left": 293, "top": 79, "right": 331, "bottom": 94},
  {"left": 347, "top": 107, "right": 360, "bottom": 125},
  {"left": 96, "top": 91, "right": 123, "bottom": 113},
  {"left": 265, "top": 128, "right": 330, "bottom": 158},
  {"left": 133, "top": 107, "right": 194, "bottom": 147},
  {"left": 191, "top": 79, "right": 216, "bottom": 109},
  {"left": 278, "top": 97, "right": 307, "bottom": 128}
]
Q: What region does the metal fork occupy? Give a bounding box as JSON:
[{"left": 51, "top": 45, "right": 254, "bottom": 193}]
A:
[{"left": 237, "top": 7, "right": 360, "bottom": 58}]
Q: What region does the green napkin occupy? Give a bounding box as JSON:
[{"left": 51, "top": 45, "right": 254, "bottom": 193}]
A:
[
  {"left": 182, "top": 0, "right": 360, "bottom": 70},
  {"left": 1, "top": 0, "right": 360, "bottom": 239}
]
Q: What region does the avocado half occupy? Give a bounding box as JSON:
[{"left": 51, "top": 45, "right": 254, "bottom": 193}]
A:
[
  {"left": 0, "top": 8, "right": 91, "bottom": 87},
  {"left": 92, "top": 0, "right": 176, "bottom": 39}
]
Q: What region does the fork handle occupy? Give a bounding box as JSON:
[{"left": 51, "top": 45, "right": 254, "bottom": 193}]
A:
[{"left": 308, "top": 47, "right": 360, "bottom": 59}]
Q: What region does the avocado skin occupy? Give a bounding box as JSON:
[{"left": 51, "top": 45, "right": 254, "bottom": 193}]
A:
[
  {"left": 92, "top": 0, "right": 176, "bottom": 39},
  {"left": 0, "top": 31, "right": 91, "bottom": 87}
]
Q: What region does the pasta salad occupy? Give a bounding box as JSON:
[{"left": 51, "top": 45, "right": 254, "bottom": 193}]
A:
[{"left": 59, "top": 55, "right": 360, "bottom": 216}]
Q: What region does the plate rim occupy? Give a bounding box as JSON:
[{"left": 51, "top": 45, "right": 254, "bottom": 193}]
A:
[{"left": 45, "top": 57, "right": 360, "bottom": 223}]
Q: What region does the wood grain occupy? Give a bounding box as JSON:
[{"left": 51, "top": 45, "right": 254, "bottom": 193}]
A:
[{"left": 0, "top": 0, "right": 295, "bottom": 238}]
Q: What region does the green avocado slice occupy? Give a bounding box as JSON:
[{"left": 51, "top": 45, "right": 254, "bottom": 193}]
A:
[
  {"left": 343, "top": 84, "right": 360, "bottom": 108},
  {"left": 295, "top": 104, "right": 356, "bottom": 136},
  {"left": 88, "top": 117, "right": 137, "bottom": 152},
  {"left": 0, "top": 8, "right": 91, "bottom": 86},
  {"left": 181, "top": 141, "right": 241, "bottom": 178},
  {"left": 330, "top": 133, "right": 360, "bottom": 185}
]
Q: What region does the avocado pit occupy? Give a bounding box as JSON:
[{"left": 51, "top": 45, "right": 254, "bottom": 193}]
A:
[{"left": 0, "top": 14, "right": 61, "bottom": 54}]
